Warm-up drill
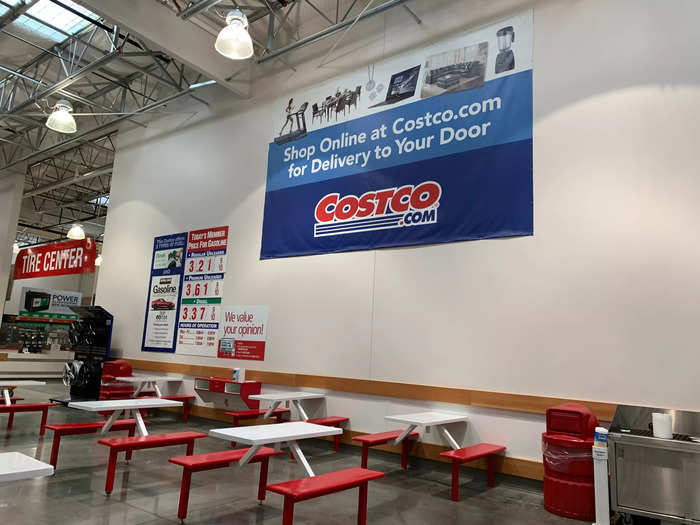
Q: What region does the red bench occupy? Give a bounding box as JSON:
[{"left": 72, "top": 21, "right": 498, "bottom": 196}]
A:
[
  {"left": 267, "top": 467, "right": 385, "bottom": 525},
  {"left": 162, "top": 395, "right": 195, "bottom": 422},
  {"left": 307, "top": 416, "right": 349, "bottom": 451},
  {"left": 98, "top": 431, "right": 207, "bottom": 494},
  {"left": 45, "top": 420, "right": 139, "bottom": 469},
  {"left": 169, "top": 447, "right": 284, "bottom": 519},
  {"left": 439, "top": 443, "right": 506, "bottom": 501},
  {"left": 226, "top": 408, "right": 291, "bottom": 427},
  {"left": 0, "top": 402, "right": 56, "bottom": 435},
  {"left": 352, "top": 429, "right": 419, "bottom": 469}
]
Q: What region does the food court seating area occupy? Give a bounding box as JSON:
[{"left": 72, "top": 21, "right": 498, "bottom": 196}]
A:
[{"left": 0, "top": 381, "right": 570, "bottom": 525}]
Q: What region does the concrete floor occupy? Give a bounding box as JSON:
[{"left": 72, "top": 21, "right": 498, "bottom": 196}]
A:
[{"left": 0, "top": 381, "right": 581, "bottom": 525}]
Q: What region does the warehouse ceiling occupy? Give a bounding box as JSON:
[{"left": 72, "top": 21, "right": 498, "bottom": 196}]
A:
[
  {"left": 0, "top": 0, "right": 216, "bottom": 247},
  {"left": 2, "top": 0, "right": 425, "bottom": 247}
]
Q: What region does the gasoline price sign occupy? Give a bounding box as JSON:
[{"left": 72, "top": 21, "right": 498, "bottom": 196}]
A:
[
  {"left": 180, "top": 304, "right": 218, "bottom": 322},
  {"left": 182, "top": 279, "right": 224, "bottom": 299},
  {"left": 185, "top": 255, "right": 226, "bottom": 276}
]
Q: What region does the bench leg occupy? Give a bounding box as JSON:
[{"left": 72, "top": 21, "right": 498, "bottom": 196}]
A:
[
  {"left": 451, "top": 461, "right": 460, "bottom": 502},
  {"left": 487, "top": 454, "right": 495, "bottom": 488},
  {"left": 182, "top": 400, "right": 190, "bottom": 423},
  {"left": 333, "top": 428, "right": 341, "bottom": 452},
  {"left": 7, "top": 411, "right": 13, "bottom": 429},
  {"left": 40, "top": 408, "right": 49, "bottom": 436},
  {"left": 282, "top": 497, "right": 295, "bottom": 525},
  {"left": 401, "top": 439, "right": 412, "bottom": 470},
  {"left": 178, "top": 469, "right": 192, "bottom": 520},
  {"left": 361, "top": 444, "right": 369, "bottom": 468},
  {"left": 357, "top": 482, "right": 368, "bottom": 525},
  {"left": 49, "top": 432, "right": 62, "bottom": 468},
  {"left": 186, "top": 440, "right": 194, "bottom": 456},
  {"left": 257, "top": 458, "right": 269, "bottom": 502},
  {"left": 125, "top": 426, "right": 135, "bottom": 462},
  {"left": 105, "top": 449, "right": 118, "bottom": 494}
]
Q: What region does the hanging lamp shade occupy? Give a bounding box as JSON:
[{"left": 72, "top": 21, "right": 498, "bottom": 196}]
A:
[
  {"left": 67, "top": 224, "right": 85, "bottom": 240},
  {"left": 215, "top": 10, "right": 254, "bottom": 60},
  {"left": 46, "top": 100, "right": 77, "bottom": 134}
]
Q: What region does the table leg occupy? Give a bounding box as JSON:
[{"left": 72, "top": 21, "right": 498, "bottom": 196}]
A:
[
  {"left": 101, "top": 409, "right": 124, "bottom": 434},
  {"left": 2, "top": 389, "right": 10, "bottom": 405},
  {"left": 438, "top": 426, "right": 460, "bottom": 450},
  {"left": 292, "top": 400, "right": 309, "bottom": 421},
  {"left": 134, "top": 409, "right": 149, "bottom": 436},
  {"left": 133, "top": 381, "right": 145, "bottom": 397},
  {"left": 288, "top": 440, "right": 315, "bottom": 477},
  {"left": 391, "top": 425, "right": 418, "bottom": 446},
  {"left": 237, "top": 444, "right": 262, "bottom": 467},
  {"left": 263, "top": 400, "right": 282, "bottom": 419}
]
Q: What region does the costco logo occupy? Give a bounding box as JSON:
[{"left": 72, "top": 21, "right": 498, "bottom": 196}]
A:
[{"left": 314, "top": 181, "right": 441, "bottom": 237}]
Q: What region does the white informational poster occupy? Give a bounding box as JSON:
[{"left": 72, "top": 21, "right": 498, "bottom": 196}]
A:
[
  {"left": 218, "top": 305, "right": 269, "bottom": 361},
  {"left": 143, "top": 274, "right": 181, "bottom": 349},
  {"left": 175, "top": 226, "right": 229, "bottom": 357}
]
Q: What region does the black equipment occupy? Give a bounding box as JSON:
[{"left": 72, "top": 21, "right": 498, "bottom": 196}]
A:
[{"left": 52, "top": 306, "right": 113, "bottom": 405}]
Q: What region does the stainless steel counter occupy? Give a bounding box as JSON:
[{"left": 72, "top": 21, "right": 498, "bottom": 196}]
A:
[{"left": 608, "top": 405, "right": 700, "bottom": 523}]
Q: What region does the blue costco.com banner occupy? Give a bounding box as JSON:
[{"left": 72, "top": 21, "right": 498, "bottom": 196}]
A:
[{"left": 261, "top": 13, "right": 533, "bottom": 258}]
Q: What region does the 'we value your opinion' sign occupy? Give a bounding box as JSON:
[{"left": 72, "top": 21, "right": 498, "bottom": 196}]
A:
[
  {"left": 218, "top": 306, "right": 269, "bottom": 361},
  {"left": 13, "top": 238, "right": 96, "bottom": 280}
]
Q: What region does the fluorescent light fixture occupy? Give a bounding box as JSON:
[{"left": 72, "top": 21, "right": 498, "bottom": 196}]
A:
[
  {"left": 215, "top": 10, "right": 254, "bottom": 60},
  {"left": 95, "top": 253, "right": 103, "bottom": 267},
  {"left": 67, "top": 223, "right": 85, "bottom": 240},
  {"left": 12, "top": 242, "right": 20, "bottom": 254},
  {"left": 46, "top": 100, "right": 77, "bottom": 133}
]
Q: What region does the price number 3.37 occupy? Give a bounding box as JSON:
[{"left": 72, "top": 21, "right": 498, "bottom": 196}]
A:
[{"left": 181, "top": 305, "right": 217, "bottom": 321}]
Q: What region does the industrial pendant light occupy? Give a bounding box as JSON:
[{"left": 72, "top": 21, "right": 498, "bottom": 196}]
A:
[
  {"left": 46, "top": 100, "right": 77, "bottom": 134},
  {"left": 95, "top": 253, "right": 103, "bottom": 267},
  {"left": 67, "top": 223, "right": 85, "bottom": 240},
  {"left": 12, "top": 242, "right": 19, "bottom": 255},
  {"left": 215, "top": 10, "right": 254, "bottom": 60}
]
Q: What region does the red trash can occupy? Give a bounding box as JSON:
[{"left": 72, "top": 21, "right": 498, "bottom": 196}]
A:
[{"left": 542, "top": 403, "right": 598, "bottom": 521}]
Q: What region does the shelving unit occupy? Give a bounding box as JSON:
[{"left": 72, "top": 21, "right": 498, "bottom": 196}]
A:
[{"left": 194, "top": 377, "right": 261, "bottom": 409}]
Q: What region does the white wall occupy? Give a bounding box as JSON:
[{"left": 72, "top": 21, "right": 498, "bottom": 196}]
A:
[{"left": 96, "top": 0, "right": 700, "bottom": 461}]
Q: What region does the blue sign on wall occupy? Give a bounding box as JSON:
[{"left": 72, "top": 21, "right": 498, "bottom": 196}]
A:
[{"left": 261, "top": 27, "right": 533, "bottom": 259}]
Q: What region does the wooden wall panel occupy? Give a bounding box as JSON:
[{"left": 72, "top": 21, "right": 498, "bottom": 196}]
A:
[{"left": 125, "top": 358, "right": 616, "bottom": 421}]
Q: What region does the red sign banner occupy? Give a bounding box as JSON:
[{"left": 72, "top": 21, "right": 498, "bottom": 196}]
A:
[
  {"left": 13, "top": 238, "right": 96, "bottom": 280},
  {"left": 187, "top": 226, "right": 229, "bottom": 254}
]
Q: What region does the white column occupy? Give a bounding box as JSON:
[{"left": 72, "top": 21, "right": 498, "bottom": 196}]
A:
[{"left": 0, "top": 170, "right": 24, "bottom": 329}]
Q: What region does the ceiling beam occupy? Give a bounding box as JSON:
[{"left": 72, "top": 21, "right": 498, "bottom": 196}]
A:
[
  {"left": 0, "top": 0, "right": 39, "bottom": 32},
  {"left": 74, "top": 0, "right": 245, "bottom": 96},
  {"left": 23, "top": 164, "right": 112, "bottom": 198},
  {"left": 258, "top": 0, "right": 411, "bottom": 64}
]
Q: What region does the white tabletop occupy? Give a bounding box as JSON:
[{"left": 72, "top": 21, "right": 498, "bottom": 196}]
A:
[
  {"left": 0, "top": 452, "right": 54, "bottom": 482},
  {"left": 385, "top": 411, "right": 469, "bottom": 426},
  {"left": 68, "top": 398, "right": 183, "bottom": 411},
  {"left": 0, "top": 380, "right": 46, "bottom": 386},
  {"left": 115, "top": 376, "right": 183, "bottom": 383},
  {"left": 210, "top": 421, "right": 341, "bottom": 445},
  {"left": 249, "top": 392, "right": 326, "bottom": 402}
]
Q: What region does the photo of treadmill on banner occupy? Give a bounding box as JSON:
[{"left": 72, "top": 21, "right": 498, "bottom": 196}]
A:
[{"left": 273, "top": 38, "right": 501, "bottom": 146}]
